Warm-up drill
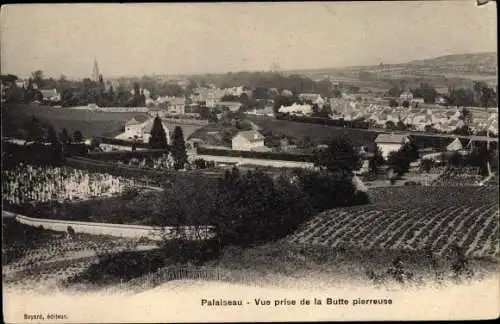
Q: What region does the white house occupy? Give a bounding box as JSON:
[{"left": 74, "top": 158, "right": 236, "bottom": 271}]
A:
[
  {"left": 446, "top": 137, "right": 466, "bottom": 151},
  {"left": 278, "top": 103, "right": 312, "bottom": 116},
  {"left": 374, "top": 133, "right": 411, "bottom": 159},
  {"left": 399, "top": 91, "right": 414, "bottom": 101},
  {"left": 167, "top": 97, "right": 186, "bottom": 115},
  {"left": 411, "top": 98, "right": 425, "bottom": 104},
  {"left": 125, "top": 115, "right": 149, "bottom": 133},
  {"left": 245, "top": 106, "right": 275, "bottom": 117},
  {"left": 119, "top": 116, "right": 171, "bottom": 144},
  {"left": 436, "top": 96, "right": 447, "bottom": 105},
  {"left": 40, "top": 89, "right": 61, "bottom": 102},
  {"left": 217, "top": 101, "right": 243, "bottom": 112},
  {"left": 232, "top": 130, "right": 265, "bottom": 151}
]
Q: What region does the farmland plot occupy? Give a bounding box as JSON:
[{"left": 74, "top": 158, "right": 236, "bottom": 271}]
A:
[
  {"left": 2, "top": 218, "right": 157, "bottom": 290},
  {"left": 287, "top": 186, "right": 499, "bottom": 259}
]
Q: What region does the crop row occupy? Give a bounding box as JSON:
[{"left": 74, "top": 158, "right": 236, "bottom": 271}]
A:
[{"left": 288, "top": 204, "right": 499, "bottom": 259}]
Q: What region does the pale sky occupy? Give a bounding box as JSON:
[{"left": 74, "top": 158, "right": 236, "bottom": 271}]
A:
[{"left": 0, "top": 2, "right": 497, "bottom": 79}]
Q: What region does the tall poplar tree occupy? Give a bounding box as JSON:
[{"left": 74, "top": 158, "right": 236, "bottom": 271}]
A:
[
  {"left": 171, "top": 126, "right": 187, "bottom": 170},
  {"left": 149, "top": 116, "right": 168, "bottom": 149}
]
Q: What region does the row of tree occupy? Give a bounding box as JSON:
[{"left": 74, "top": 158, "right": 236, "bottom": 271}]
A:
[
  {"left": 387, "top": 81, "right": 497, "bottom": 107},
  {"left": 1, "top": 71, "right": 149, "bottom": 107},
  {"left": 149, "top": 117, "right": 188, "bottom": 170}
]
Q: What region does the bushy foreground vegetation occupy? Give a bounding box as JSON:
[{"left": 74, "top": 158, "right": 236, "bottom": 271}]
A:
[{"left": 148, "top": 167, "right": 370, "bottom": 247}]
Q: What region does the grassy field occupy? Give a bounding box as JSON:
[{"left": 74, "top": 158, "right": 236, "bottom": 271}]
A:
[
  {"left": 1, "top": 104, "right": 203, "bottom": 139},
  {"left": 247, "top": 116, "right": 380, "bottom": 150}
]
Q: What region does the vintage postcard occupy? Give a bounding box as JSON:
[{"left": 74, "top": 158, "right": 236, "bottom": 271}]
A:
[{"left": 1, "top": 1, "right": 498, "bottom": 322}]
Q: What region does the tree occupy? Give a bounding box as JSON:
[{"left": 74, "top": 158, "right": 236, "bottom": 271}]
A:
[
  {"left": 448, "top": 152, "right": 464, "bottom": 167},
  {"left": 387, "top": 150, "right": 410, "bottom": 177},
  {"left": 59, "top": 128, "right": 72, "bottom": 145},
  {"left": 369, "top": 145, "right": 385, "bottom": 174},
  {"left": 453, "top": 125, "right": 473, "bottom": 136},
  {"left": 447, "top": 88, "right": 474, "bottom": 107},
  {"left": 332, "top": 87, "right": 342, "bottom": 98},
  {"left": 273, "top": 95, "right": 294, "bottom": 114},
  {"left": 149, "top": 116, "right": 169, "bottom": 149},
  {"left": 411, "top": 87, "right": 423, "bottom": 99},
  {"left": 47, "top": 125, "right": 58, "bottom": 145},
  {"left": 31, "top": 70, "right": 44, "bottom": 88},
  {"left": 400, "top": 142, "right": 420, "bottom": 163},
  {"left": 466, "top": 143, "right": 494, "bottom": 176},
  {"left": 420, "top": 159, "right": 433, "bottom": 173},
  {"left": 220, "top": 94, "right": 239, "bottom": 102},
  {"left": 359, "top": 71, "right": 373, "bottom": 81},
  {"left": 23, "top": 117, "right": 45, "bottom": 142},
  {"left": 388, "top": 99, "right": 399, "bottom": 108},
  {"left": 171, "top": 126, "right": 188, "bottom": 170},
  {"left": 73, "top": 131, "right": 83, "bottom": 143},
  {"left": 480, "top": 86, "right": 497, "bottom": 108},
  {"left": 385, "top": 120, "right": 396, "bottom": 130},
  {"left": 424, "top": 124, "right": 438, "bottom": 133},
  {"left": 298, "top": 136, "right": 315, "bottom": 149},
  {"left": 4, "top": 82, "right": 24, "bottom": 103},
  {"left": 396, "top": 120, "right": 407, "bottom": 131},
  {"left": 388, "top": 86, "right": 402, "bottom": 97},
  {"left": 402, "top": 100, "right": 410, "bottom": 108},
  {"left": 419, "top": 83, "right": 438, "bottom": 104},
  {"left": 387, "top": 142, "right": 417, "bottom": 177},
  {"left": 314, "top": 137, "right": 362, "bottom": 177},
  {"left": 459, "top": 108, "right": 473, "bottom": 125},
  {"left": 317, "top": 79, "right": 333, "bottom": 98}
]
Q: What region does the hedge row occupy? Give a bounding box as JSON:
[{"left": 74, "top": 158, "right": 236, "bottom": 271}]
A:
[
  {"left": 97, "top": 137, "right": 153, "bottom": 149},
  {"left": 196, "top": 147, "right": 315, "bottom": 162},
  {"left": 87, "top": 149, "right": 170, "bottom": 161},
  {"left": 275, "top": 113, "right": 370, "bottom": 129},
  {"left": 66, "top": 157, "right": 166, "bottom": 182}
]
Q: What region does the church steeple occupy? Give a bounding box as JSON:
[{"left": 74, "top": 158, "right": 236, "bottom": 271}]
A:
[{"left": 92, "top": 58, "right": 100, "bottom": 82}]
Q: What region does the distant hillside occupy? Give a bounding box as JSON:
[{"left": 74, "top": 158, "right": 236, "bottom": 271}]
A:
[
  {"left": 284, "top": 52, "right": 497, "bottom": 89},
  {"left": 407, "top": 52, "right": 497, "bottom": 74}
]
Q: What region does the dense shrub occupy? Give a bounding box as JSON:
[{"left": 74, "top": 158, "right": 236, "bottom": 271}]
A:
[
  {"left": 67, "top": 249, "right": 170, "bottom": 284},
  {"left": 152, "top": 167, "right": 370, "bottom": 248},
  {"left": 293, "top": 169, "right": 370, "bottom": 212}
]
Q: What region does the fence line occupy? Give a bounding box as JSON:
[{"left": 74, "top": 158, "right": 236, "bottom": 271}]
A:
[{"left": 112, "top": 265, "right": 271, "bottom": 292}]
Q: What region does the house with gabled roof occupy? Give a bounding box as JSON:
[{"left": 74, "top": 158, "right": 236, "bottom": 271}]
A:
[
  {"left": 120, "top": 115, "right": 170, "bottom": 144},
  {"left": 399, "top": 91, "right": 414, "bottom": 101},
  {"left": 40, "top": 89, "right": 60, "bottom": 102},
  {"left": 412, "top": 135, "right": 470, "bottom": 154},
  {"left": 374, "top": 133, "right": 411, "bottom": 158},
  {"left": 125, "top": 115, "right": 149, "bottom": 132},
  {"left": 232, "top": 130, "right": 266, "bottom": 151}
]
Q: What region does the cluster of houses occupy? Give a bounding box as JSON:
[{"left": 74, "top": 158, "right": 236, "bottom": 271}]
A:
[
  {"left": 325, "top": 96, "right": 498, "bottom": 135},
  {"left": 374, "top": 132, "right": 497, "bottom": 162}
]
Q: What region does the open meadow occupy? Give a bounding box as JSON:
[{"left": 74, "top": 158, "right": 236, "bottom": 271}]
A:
[{"left": 1, "top": 103, "right": 203, "bottom": 139}]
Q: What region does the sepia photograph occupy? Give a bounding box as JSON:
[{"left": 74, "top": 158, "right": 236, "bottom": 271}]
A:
[{"left": 1, "top": 1, "right": 498, "bottom": 322}]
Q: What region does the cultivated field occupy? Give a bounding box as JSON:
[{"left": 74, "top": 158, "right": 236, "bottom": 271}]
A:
[
  {"left": 2, "top": 217, "right": 157, "bottom": 292},
  {"left": 287, "top": 186, "right": 499, "bottom": 260}
]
